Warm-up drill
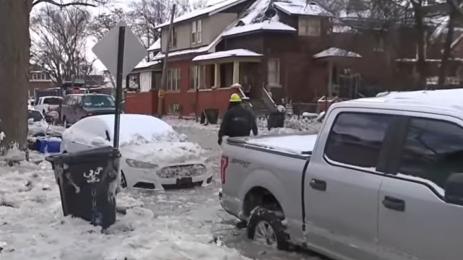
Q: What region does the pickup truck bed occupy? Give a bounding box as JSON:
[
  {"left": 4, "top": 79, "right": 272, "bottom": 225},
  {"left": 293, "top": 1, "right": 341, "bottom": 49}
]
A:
[{"left": 228, "top": 134, "right": 317, "bottom": 158}]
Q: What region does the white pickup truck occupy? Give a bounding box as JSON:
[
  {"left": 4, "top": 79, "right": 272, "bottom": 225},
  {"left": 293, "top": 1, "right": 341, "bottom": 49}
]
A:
[{"left": 220, "top": 89, "right": 463, "bottom": 260}]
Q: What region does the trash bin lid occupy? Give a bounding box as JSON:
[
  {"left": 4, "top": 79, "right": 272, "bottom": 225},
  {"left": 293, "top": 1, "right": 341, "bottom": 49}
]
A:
[{"left": 47, "top": 146, "right": 120, "bottom": 165}]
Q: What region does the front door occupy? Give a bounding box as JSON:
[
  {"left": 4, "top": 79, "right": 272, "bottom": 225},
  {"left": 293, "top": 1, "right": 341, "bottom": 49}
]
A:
[
  {"left": 305, "top": 111, "right": 396, "bottom": 260},
  {"left": 378, "top": 116, "right": 463, "bottom": 260}
]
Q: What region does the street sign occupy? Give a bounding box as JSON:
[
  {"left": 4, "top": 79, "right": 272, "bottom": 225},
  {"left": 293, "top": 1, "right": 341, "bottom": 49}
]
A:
[
  {"left": 92, "top": 22, "right": 146, "bottom": 80},
  {"left": 92, "top": 22, "right": 145, "bottom": 149}
]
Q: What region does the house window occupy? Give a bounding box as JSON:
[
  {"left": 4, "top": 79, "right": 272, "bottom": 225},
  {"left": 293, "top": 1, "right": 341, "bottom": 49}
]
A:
[
  {"left": 267, "top": 58, "right": 280, "bottom": 86},
  {"left": 192, "top": 20, "right": 202, "bottom": 44},
  {"left": 167, "top": 68, "right": 181, "bottom": 91},
  {"left": 169, "top": 27, "right": 177, "bottom": 48},
  {"left": 298, "top": 17, "right": 321, "bottom": 36},
  {"left": 191, "top": 65, "right": 205, "bottom": 89}
]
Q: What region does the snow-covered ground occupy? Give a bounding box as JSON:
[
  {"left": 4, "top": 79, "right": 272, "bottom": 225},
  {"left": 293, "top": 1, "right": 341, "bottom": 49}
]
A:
[{"left": 0, "top": 118, "right": 324, "bottom": 260}]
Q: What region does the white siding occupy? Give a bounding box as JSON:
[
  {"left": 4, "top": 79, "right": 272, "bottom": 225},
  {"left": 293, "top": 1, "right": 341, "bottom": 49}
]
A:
[{"left": 139, "top": 72, "right": 152, "bottom": 92}]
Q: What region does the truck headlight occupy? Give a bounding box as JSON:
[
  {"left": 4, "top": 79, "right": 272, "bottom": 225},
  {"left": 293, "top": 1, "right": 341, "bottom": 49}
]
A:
[{"left": 126, "top": 159, "right": 158, "bottom": 169}]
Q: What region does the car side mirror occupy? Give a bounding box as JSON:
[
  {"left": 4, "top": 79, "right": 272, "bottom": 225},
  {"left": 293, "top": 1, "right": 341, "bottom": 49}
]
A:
[
  {"left": 91, "top": 137, "right": 108, "bottom": 147},
  {"left": 445, "top": 173, "right": 463, "bottom": 206}
]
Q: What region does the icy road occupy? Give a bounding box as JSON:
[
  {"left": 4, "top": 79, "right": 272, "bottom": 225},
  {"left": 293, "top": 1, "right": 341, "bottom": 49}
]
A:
[{"left": 0, "top": 119, "right": 324, "bottom": 260}]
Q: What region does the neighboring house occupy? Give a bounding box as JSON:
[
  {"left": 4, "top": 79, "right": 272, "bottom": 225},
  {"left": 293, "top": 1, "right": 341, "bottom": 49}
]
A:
[
  {"left": 29, "top": 66, "right": 54, "bottom": 97},
  {"left": 125, "top": 0, "right": 463, "bottom": 117}
]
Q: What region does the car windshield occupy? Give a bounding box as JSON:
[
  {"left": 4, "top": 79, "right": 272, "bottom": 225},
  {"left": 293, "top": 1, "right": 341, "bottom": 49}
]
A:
[
  {"left": 43, "top": 97, "right": 62, "bottom": 105},
  {"left": 28, "top": 110, "right": 43, "bottom": 122},
  {"left": 81, "top": 95, "right": 115, "bottom": 108}
]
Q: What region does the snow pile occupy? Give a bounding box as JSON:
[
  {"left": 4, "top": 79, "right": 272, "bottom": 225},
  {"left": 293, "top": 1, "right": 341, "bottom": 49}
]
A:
[
  {"left": 0, "top": 160, "right": 247, "bottom": 260},
  {"left": 122, "top": 141, "right": 204, "bottom": 165}
]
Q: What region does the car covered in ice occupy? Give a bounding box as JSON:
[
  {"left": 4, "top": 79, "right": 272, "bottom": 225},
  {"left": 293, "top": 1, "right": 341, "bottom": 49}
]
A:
[{"left": 61, "top": 114, "right": 212, "bottom": 190}]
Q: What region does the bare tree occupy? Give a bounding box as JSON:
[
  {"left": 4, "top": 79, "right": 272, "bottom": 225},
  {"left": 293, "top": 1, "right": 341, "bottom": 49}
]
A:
[
  {"left": 88, "top": 8, "right": 126, "bottom": 40},
  {"left": 31, "top": 6, "right": 93, "bottom": 84},
  {"left": 0, "top": 0, "right": 106, "bottom": 152}
]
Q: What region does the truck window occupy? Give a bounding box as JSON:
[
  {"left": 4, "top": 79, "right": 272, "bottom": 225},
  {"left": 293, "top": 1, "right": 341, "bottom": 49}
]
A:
[
  {"left": 397, "top": 118, "right": 463, "bottom": 190},
  {"left": 325, "top": 113, "right": 394, "bottom": 169}
]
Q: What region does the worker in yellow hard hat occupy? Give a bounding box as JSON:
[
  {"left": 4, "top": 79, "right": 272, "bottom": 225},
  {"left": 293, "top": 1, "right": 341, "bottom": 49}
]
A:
[{"left": 218, "top": 93, "right": 257, "bottom": 145}]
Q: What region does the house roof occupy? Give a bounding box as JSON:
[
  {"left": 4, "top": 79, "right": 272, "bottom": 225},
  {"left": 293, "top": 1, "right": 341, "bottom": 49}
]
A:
[
  {"left": 274, "top": 1, "right": 332, "bottom": 17},
  {"left": 156, "top": 0, "right": 250, "bottom": 28},
  {"left": 223, "top": 21, "right": 296, "bottom": 37},
  {"left": 192, "top": 49, "right": 262, "bottom": 62},
  {"left": 313, "top": 47, "right": 362, "bottom": 59},
  {"left": 147, "top": 39, "right": 161, "bottom": 52},
  {"left": 134, "top": 57, "right": 161, "bottom": 70}
]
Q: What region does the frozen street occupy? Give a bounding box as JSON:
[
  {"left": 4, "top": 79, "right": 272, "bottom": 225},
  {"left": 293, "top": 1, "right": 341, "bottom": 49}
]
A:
[{"left": 0, "top": 119, "right": 324, "bottom": 260}]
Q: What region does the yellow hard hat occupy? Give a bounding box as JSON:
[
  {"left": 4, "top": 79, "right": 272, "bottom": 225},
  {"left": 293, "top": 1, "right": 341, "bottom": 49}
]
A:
[{"left": 230, "top": 93, "right": 242, "bottom": 103}]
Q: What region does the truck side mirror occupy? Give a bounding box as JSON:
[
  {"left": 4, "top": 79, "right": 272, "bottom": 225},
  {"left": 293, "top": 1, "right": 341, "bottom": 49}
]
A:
[{"left": 445, "top": 173, "right": 463, "bottom": 206}]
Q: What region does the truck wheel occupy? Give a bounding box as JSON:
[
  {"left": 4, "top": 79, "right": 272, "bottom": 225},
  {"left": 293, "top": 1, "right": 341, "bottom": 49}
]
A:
[{"left": 247, "top": 207, "right": 289, "bottom": 250}]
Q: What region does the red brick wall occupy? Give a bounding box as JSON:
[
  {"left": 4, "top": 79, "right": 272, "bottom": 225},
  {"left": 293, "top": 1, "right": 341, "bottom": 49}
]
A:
[{"left": 125, "top": 91, "right": 158, "bottom": 115}]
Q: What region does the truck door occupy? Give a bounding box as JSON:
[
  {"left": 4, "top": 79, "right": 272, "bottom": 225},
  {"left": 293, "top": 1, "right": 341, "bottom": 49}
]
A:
[
  {"left": 305, "top": 111, "right": 396, "bottom": 260},
  {"left": 378, "top": 116, "right": 463, "bottom": 260}
]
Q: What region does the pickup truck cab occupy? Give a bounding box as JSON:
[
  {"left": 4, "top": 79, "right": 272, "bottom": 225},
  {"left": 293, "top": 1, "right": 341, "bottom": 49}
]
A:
[{"left": 220, "top": 89, "right": 463, "bottom": 260}]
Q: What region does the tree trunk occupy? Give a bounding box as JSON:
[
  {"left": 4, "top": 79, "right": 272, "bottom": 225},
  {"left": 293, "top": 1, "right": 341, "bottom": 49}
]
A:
[
  {"left": 0, "top": 0, "right": 32, "bottom": 152},
  {"left": 412, "top": 1, "right": 427, "bottom": 89},
  {"left": 438, "top": 4, "right": 457, "bottom": 87}
]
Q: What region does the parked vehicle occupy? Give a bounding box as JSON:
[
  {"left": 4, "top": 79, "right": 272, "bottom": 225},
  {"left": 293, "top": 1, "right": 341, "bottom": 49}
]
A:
[
  {"left": 27, "top": 109, "right": 49, "bottom": 137},
  {"left": 60, "top": 94, "right": 115, "bottom": 126},
  {"left": 34, "top": 96, "right": 63, "bottom": 115},
  {"left": 61, "top": 114, "right": 212, "bottom": 190},
  {"left": 220, "top": 89, "right": 463, "bottom": 260}
]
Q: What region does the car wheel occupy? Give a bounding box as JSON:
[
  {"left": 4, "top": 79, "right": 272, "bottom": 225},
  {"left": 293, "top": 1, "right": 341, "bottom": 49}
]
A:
[
  {"left": 247, "top": 207, "right": 289, "bottom": 250},
  {"left": 120, "top": 171, "right": 128, "bottom": 188}
]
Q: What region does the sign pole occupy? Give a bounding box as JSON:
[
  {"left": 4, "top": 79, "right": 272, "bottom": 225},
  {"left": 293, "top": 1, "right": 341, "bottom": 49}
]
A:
[{"left": 114, "top": 26, "right": 125, "bottom": 149}]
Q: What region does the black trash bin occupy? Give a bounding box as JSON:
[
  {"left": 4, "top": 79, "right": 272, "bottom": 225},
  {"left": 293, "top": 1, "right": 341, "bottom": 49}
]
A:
[
  {"left": 267, "top": 112, "right": 285, "bottom": 130},
  {"left": 204, "top": 108, "right": 219, "bottom": 124},
  {"left": 46, "top": 146, "right": 121, "bottom": 228}
]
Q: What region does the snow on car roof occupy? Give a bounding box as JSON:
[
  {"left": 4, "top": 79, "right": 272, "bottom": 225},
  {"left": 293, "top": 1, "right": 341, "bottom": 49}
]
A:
[
  {"left": 341, "top": 88, "right": 463, "bottom": 113},
  {"left": 93, "top": 114, "right": 175, "bottom": 144}
]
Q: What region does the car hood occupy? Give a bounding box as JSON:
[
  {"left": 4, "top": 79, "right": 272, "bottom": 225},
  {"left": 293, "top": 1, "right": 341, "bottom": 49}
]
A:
[{"left": 121, "top": 141, "right": 204, "bottom": 166}]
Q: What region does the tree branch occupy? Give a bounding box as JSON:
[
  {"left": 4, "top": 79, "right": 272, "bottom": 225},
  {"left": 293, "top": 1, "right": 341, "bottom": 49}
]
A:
[{"left": 32, "top": 0, "right": 97, "bottom": 8}]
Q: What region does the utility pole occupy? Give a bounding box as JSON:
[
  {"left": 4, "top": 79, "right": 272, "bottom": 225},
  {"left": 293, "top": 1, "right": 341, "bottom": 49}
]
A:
[{"left": 158, "top": 4, "right": 176, "bottom": 117}]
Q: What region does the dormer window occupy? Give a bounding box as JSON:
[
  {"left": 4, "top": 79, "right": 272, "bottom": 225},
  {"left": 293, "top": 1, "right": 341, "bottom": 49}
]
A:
[
  {"left": 192, "top": 20, "right": 202, "bottom": 44},
  {"left": 298, "top": 17, "right": 321, "bottom": 36}
]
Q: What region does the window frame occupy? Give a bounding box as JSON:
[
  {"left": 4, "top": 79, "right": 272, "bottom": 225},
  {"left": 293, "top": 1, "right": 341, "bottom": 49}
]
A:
[
  {"left": 192, "top": 19, "right": 202, "bottom": 44},
  {"left": 392, "top": 116, "right": 463, "bottom": 195},
  {"left": 323, "top": 111, "right": 398, "bottom": 171},
  {"left": 298, "top": 17, "right": 321, "bottom": 37},
  {"left": 267, "top": 58, "right": 280, "bottom": 87},
  {"left": 167, "top": 67, "right": 181, "bottom": 91}
]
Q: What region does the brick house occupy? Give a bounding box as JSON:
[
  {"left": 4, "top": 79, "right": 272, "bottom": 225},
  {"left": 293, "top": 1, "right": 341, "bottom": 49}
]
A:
[
  {"left": 125, "top": 0, "right": 463, "bottom": 117},
  {"left": 29, "top": 65, "right": 54, "bottom": 97}
]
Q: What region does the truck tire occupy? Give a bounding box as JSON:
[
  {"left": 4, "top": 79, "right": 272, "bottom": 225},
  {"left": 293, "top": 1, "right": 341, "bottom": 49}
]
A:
[{"left": 247, "top": 207, "right": 289, "bottom": 250}]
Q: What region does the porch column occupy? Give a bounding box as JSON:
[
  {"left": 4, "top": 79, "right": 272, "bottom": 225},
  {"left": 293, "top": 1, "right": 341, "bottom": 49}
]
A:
[
  {"left": 328, "top": 61, "right": 333, "bottom": 97},
  {"left": 214, "top": 63, "right": 220, "bottom": 87},
  {"left": 233, "top": 61, "right": 240, "bottom": 84}
]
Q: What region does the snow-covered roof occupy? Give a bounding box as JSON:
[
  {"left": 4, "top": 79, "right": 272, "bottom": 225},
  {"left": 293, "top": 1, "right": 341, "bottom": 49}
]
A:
[
  {"left": 238, "top": 0, "right": 271, "bottom": 25},
  {"left": 274, "top": 1, "right": 332, "bottom": 17},
  {"left": 223, "top": 21, "right": 296, "bottom": 37},
  {"left": 147, "top": 39, "right": 161, "bottom": 52},
  {"left": 134, "top": 57, "right": 161, "bottom": 70},
  {"left": 313, "top": 47, "right": 362, "bottom": 59},
  {"left": 193, "top": 49, "right": 262, "bottom": 62},
  {"left": 156, "top": 0, "right": 250, "bottom": 28},
  {"left": 395, "top": 58, "right": 463, "bottom": 63}
]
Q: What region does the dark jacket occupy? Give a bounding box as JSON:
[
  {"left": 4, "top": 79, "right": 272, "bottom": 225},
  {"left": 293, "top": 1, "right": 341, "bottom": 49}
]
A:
[{"left": 219, "top": 103, "right": 258, "bottom": 140}]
